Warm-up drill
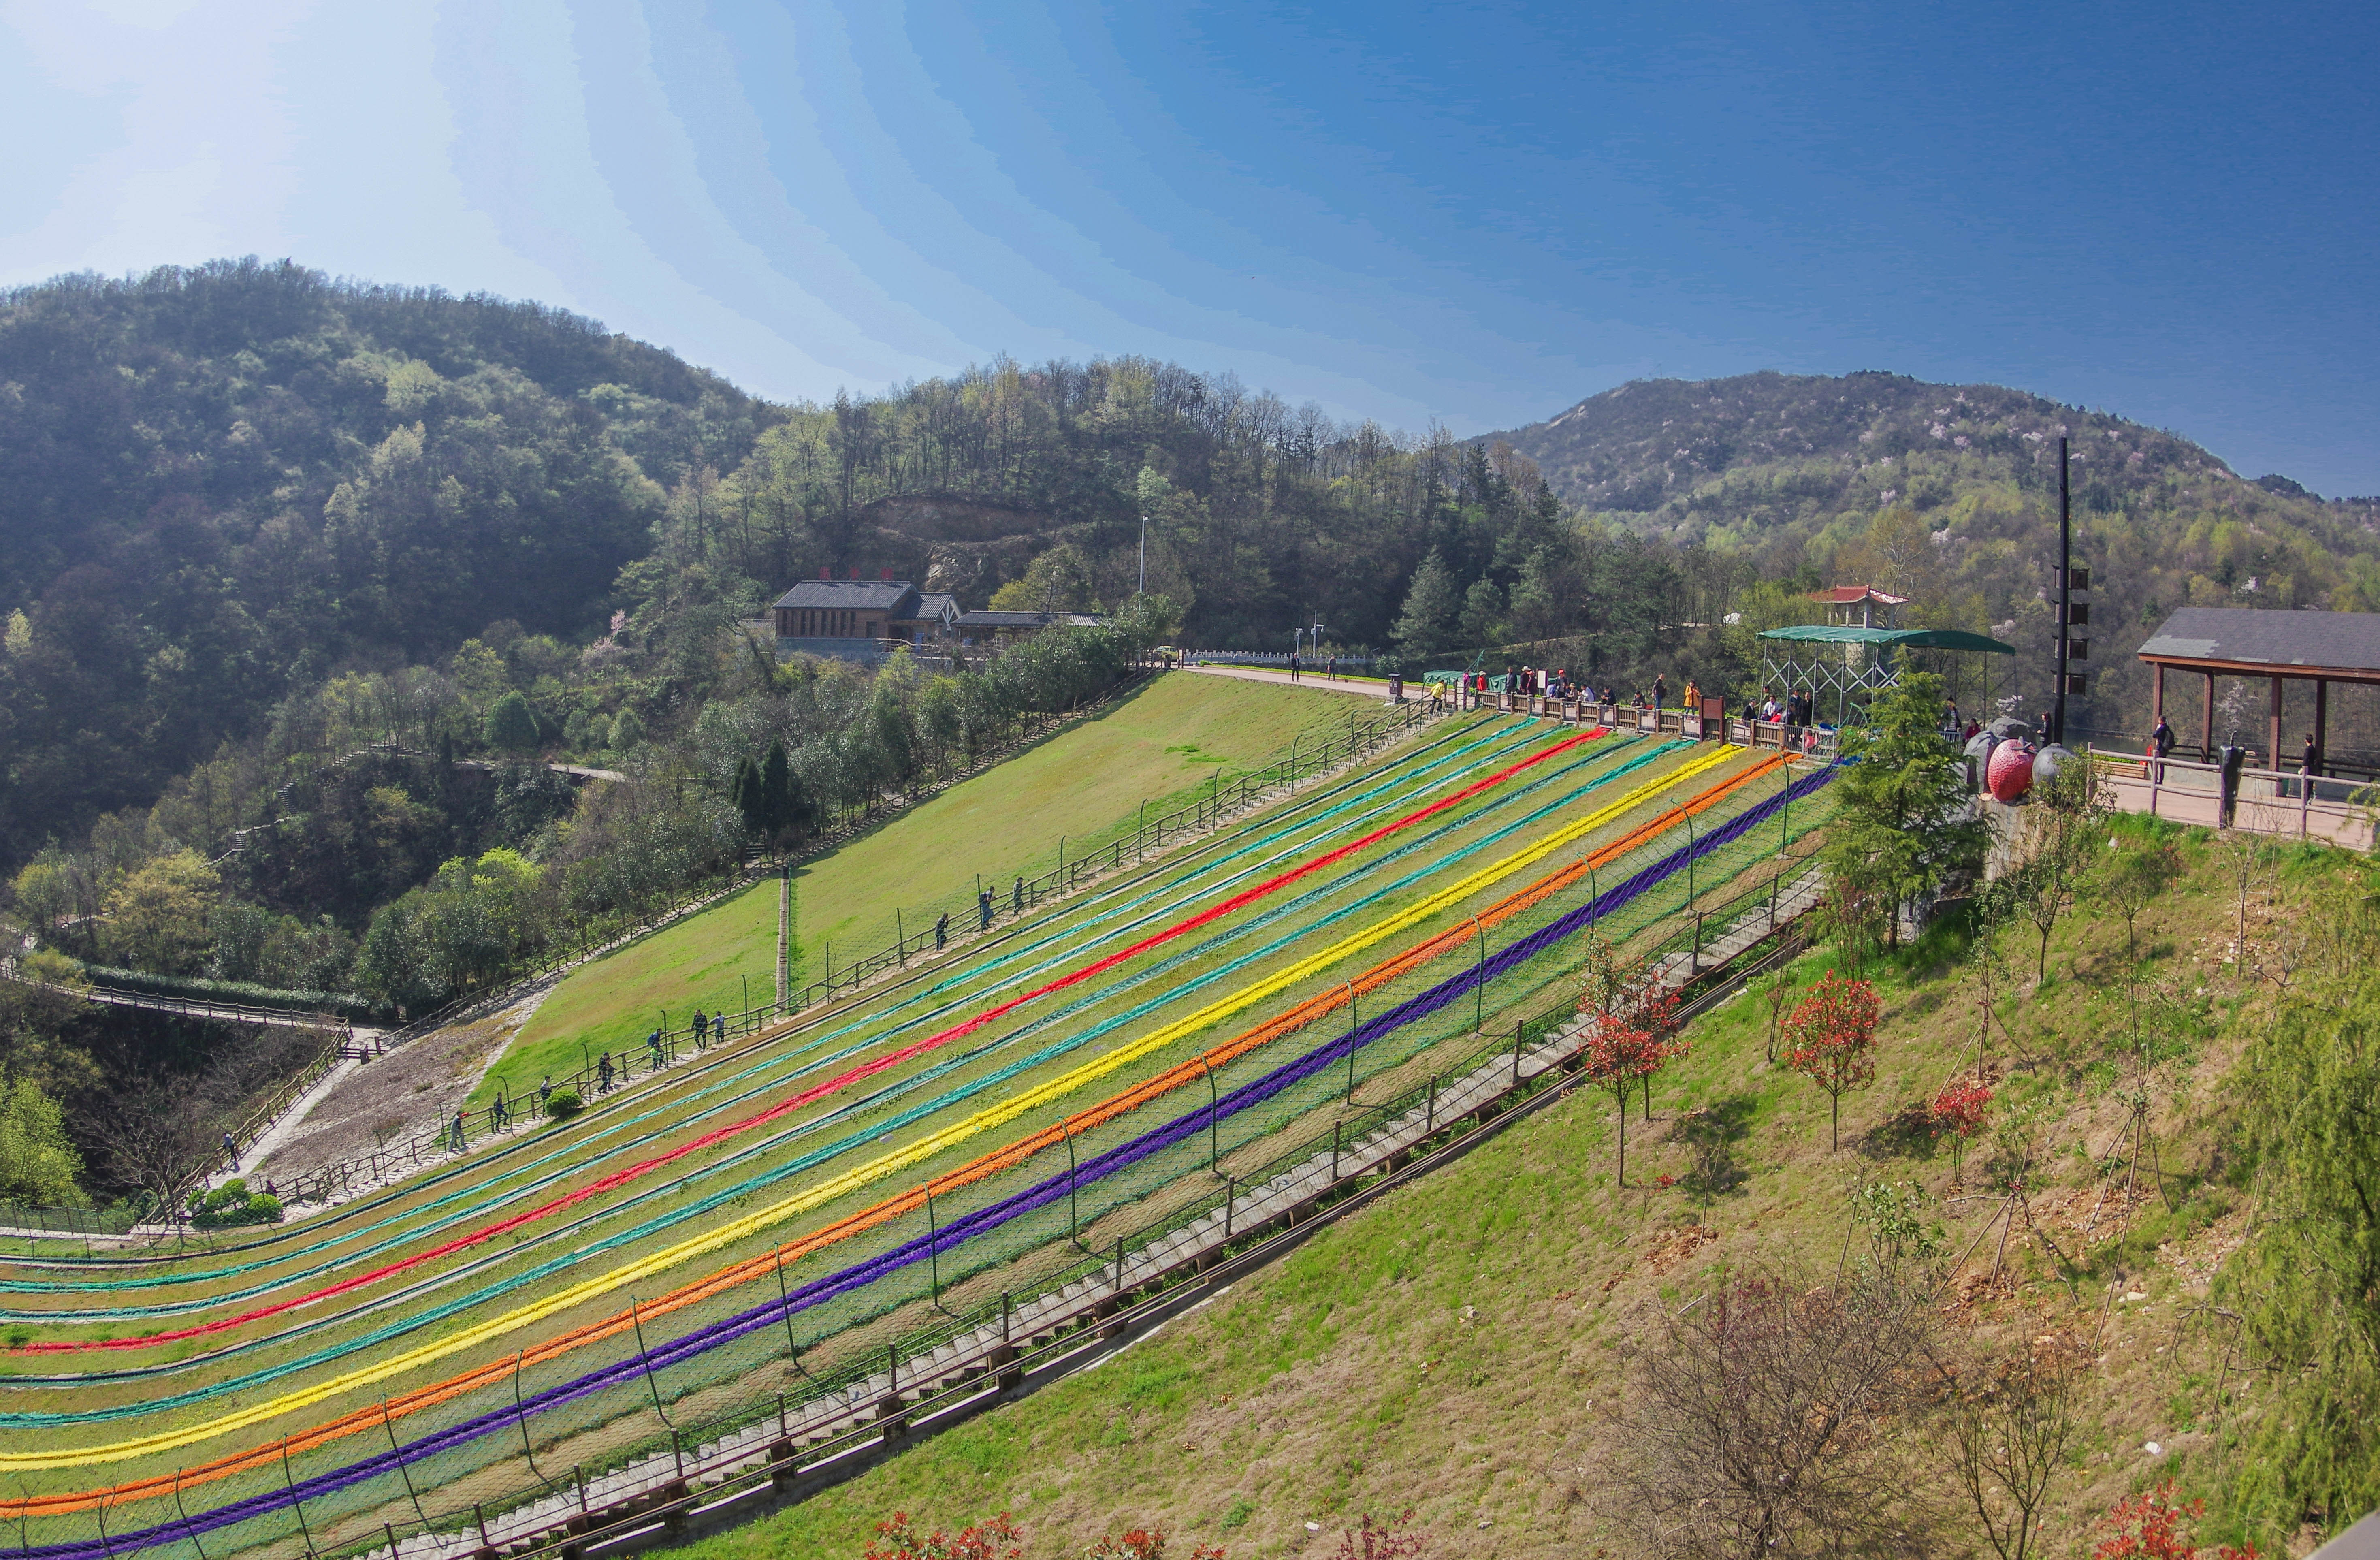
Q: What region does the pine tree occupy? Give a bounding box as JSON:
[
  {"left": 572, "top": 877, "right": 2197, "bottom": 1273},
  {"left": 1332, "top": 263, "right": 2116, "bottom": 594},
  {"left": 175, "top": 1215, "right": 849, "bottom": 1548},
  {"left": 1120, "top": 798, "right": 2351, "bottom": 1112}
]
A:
[
  {"left": 732, "top": 755, "right": 767, "bottom": 837},
  {"left": 1391, "top": 548, "right": 1460, "bottom": 659},
  {"left": 759, "top": 740, "right": 799, "bottom": 840},
  {"left": 1821, "top": 670, "right": 1984, "bottom": 948}
]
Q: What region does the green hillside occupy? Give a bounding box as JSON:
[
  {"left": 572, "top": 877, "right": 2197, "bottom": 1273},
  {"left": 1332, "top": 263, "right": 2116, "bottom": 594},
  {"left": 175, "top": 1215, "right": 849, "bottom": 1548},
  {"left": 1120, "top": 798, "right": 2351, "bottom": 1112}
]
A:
[
  {"left": 484, "top": 673, "right": 1378, "bottom": 1101},
  {"left": 1487, "top": 371, "right": 2380, "bottom": 754},
  {"left": 656, "top": 818, "right": 2378, "bottom": 1560}
]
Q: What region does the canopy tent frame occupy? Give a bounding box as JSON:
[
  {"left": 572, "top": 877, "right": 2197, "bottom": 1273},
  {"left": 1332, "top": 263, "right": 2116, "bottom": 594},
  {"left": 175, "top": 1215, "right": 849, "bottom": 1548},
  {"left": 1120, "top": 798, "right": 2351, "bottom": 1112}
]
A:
[{"left": 1756, "top": 625, "right": 2017, "bottom": 728}]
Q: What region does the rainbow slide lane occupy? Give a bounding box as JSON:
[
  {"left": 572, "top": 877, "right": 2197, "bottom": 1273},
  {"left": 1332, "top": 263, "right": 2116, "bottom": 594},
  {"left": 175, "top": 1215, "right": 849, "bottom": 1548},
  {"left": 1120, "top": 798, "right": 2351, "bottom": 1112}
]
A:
[
  {"left": 11, "top": 724, "right": 1602, "bottom": 1353},
  {"left": 0, "top": 715, "right": 1530, "bottom": 1293},
  {"left": 11, "top": 757, "right": 1839, "bottom": 1554},
  {"left": 0, "top": 742, "right": 1751, "bottom": 1475},
  {"left": 17, "top": 735, "right": 1674, "bottom": 1383}
]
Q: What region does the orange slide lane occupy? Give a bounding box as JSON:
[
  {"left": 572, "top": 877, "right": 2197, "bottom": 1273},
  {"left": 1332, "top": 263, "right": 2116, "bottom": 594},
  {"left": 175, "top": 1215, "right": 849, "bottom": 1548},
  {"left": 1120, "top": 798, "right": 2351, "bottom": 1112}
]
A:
[
  {"left": 26, "top": 749, "right": 1782, "bottom": 1517},
  {"left": 13, "top": 729, "right": 1601, "bottom": 1358}
]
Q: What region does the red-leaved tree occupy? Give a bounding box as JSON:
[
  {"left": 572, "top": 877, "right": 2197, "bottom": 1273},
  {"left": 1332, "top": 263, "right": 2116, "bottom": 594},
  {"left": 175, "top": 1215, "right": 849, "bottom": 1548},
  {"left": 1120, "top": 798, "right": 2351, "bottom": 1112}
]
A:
[
  {"left": 1932, "top": 1080, "right": 1993, "bottom": 1182},
  {"left": 1783, "top": 972, "right": 1881, "bottom": 1151},
  {"left": 2092, "top": 1481, "right": 2258, "bottom": 1560},
  {"left": 865, "top": 1512, "right": 1025, "bottom": 1560},
  {"left": 1583, "top": 1006, "right": 1681, "bottom": 1185}
]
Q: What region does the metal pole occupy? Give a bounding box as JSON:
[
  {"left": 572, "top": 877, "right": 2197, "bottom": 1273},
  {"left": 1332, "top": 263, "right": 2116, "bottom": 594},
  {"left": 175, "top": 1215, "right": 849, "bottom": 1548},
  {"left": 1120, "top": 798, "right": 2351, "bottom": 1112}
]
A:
[
  {"left": 629, "top": 1297, "right": 670, "bottom": 1423},
  {"left": 1474, "top": 919, "right": 1486, "bottom": 1032},
  {"left": 926, "top": 1182, "right": 944, "bottom": 1308},
  {"left": 1064, "top": 1121, "right": 1080, "bottom": 1243},
  {"left": 774, "top": 1244, "right": 801, "bottom": 1357},
  {"left": 1345, "top": 982, "right": 1360, "bottom": 1101},
  {"left": 281, "top": 1437, "right": 316, "bottom": 1560},
  {"left": 173, "top": 1468, "right": 209, "bottom": 1560},
  {"left": 513, "top": 1349, "right": 542, "bottom": 1477},
  {"left": 2055, "top": 435, "right": 2071, "bottom": 746},
  {"left": 1202, "top": 1057, "right": 1220, "bottom": 1173}
]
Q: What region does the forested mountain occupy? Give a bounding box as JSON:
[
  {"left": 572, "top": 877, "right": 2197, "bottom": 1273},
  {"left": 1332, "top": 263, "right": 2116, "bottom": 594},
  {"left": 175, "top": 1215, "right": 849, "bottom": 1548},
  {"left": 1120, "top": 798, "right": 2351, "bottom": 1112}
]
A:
[
  {"left": 1489, "top": 371, "right": 2380, "bottom": 750},
  {"left": 0, "top": 259, "right": 776, "bottom": 862}
]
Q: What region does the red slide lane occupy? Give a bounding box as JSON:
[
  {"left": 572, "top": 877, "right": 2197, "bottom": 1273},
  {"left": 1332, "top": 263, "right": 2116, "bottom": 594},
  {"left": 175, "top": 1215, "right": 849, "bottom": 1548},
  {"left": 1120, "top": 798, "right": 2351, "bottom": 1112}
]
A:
[{"left": 23, "top": 727, "right": 1604, "bottom": 1354}]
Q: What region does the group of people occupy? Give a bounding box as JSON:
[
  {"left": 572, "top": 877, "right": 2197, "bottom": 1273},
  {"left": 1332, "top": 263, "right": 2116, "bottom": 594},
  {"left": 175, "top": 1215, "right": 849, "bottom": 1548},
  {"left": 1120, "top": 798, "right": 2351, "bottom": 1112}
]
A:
[
  {"left": 1751, "top": 686, "right": 1818, "bottom": 727},
  {"left": 1282, "top": 653, "right": 1343, "bottom": 683}
]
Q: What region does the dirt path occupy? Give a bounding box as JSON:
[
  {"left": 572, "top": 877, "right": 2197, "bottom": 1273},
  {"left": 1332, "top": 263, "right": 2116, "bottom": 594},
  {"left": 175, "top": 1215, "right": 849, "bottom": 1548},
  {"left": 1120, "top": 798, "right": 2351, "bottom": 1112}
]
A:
[{"left": 252, "top": 985, "right": 554, "bottom": 1187}]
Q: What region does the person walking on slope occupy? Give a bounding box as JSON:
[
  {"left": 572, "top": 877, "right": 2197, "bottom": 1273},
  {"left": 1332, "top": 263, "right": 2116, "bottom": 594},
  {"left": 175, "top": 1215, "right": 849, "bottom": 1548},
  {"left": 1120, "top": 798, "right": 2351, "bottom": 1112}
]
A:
[
  {"left": 934, "top": 911, "right": 949, "bottom": 950},
  {"left": 978, "top": 888, "right": 994, "bottom": 930},
  {"left": 1013, "top": 876, "right": 1025, "bottom": 914},
  {"left": 646, "top": 1028, "right": 665, "bottom": 1071},
  {"left": 597, "top": 1051, "right": 615, "bottom": 1093}
]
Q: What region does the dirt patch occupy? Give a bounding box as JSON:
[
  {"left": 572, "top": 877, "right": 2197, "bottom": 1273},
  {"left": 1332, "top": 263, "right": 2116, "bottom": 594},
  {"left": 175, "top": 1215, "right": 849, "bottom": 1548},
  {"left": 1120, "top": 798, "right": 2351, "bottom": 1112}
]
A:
[
  {"left": 1644, "top": 1224, "right": 1718, "bottom": 1276},
  {"left": 254, "top": 986, "right": 554, "bottom": 1189}
]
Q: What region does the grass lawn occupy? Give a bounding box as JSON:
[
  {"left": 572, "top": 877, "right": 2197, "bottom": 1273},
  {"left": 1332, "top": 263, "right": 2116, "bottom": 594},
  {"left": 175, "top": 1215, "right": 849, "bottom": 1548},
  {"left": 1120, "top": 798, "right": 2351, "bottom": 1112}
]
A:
[
  {"left": 650, "top": 813, "right": 2314, "bottom": 1560},
  {"left": 482, "top": 675, "right": 1378, "bottom": 1103}
]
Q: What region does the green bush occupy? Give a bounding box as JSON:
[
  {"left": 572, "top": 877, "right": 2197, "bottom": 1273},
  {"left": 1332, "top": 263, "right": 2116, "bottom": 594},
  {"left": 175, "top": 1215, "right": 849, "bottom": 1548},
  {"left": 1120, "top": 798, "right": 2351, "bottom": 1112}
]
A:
[
  {"left": 544, "top": 1089, "right": 584, "bottom": 1121},
  {"left": 186, "top": 1178, "right": 286, "bottom": 1229}
]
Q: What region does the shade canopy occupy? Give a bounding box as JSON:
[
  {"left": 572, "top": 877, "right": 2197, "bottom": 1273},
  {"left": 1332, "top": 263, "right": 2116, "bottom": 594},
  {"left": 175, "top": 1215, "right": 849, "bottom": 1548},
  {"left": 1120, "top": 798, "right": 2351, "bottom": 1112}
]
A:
[{"left": 1757, "top": 625, "right": 2015, "bottom": 654}]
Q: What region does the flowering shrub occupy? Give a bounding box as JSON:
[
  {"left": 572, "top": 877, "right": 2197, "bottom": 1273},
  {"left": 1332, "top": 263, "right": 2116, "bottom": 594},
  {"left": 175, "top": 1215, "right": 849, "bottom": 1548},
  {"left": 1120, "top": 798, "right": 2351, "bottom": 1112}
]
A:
[
  {"left": 863, "top": 1512, "right": 1024, "bottom": 1560},
  {"left": 2092, "top": 1481, "right": 2258, "bottom": 1560}
]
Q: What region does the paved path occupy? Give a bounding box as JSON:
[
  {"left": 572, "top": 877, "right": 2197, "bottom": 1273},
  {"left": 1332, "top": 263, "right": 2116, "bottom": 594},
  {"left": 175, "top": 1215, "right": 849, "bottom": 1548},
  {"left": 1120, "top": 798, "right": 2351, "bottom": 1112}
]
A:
[{"left": 1181, "top": 662, "right": 1392, "bottom": 697}]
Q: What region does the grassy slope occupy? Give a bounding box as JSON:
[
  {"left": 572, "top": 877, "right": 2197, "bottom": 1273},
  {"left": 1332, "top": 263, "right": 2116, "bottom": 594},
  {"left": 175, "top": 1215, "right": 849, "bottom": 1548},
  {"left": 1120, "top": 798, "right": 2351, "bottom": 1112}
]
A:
[
  {"left": 483, "top": 675, "right": 1377, "bottom": 1104},
  {"left": 659, "top": 814, "right": 2325, "bottom": 1560}
]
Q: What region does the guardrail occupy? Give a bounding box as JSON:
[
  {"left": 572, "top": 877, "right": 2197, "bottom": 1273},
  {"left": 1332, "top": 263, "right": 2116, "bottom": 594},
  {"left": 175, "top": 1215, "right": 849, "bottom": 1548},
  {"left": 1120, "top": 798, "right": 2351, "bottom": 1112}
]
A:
[{"left": 2085, "top": 745, "right": 2374, "bottom": 850}]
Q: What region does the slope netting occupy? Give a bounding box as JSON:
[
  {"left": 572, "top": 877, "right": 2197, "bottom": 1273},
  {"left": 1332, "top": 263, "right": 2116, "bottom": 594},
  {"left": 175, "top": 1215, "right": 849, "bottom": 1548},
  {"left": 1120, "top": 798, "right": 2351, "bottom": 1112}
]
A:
[
  {"left": 7, "top": 757, "right": 1841, "bottom": 1560},
  {"left": 3, "top": 723, "right": 1631, "bottom": 1425},
  {"left": 11, "top": 717, "right": 1568, "bottom": 1298}
]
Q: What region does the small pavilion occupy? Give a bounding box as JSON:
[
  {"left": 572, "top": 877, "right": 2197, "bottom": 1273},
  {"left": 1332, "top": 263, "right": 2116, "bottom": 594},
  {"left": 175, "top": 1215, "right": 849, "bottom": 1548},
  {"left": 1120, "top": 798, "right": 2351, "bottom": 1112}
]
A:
[
  {"left": 2137, "top": 606, "right": 2380, "bottom": 769},
  {"left": 1756, "top": 624, "right": 2015, "bottom": 726}
]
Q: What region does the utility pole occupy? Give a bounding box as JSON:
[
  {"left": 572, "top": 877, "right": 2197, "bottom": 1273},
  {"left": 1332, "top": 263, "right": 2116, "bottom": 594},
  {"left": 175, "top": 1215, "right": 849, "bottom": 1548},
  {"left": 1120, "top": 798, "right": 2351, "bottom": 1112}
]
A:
[
  {"left": 2054, "top": 435, "right": 2071, "bottom": 746},
  {"left": 1138, "top": 512, "right": 1147, "bottom": 598}
]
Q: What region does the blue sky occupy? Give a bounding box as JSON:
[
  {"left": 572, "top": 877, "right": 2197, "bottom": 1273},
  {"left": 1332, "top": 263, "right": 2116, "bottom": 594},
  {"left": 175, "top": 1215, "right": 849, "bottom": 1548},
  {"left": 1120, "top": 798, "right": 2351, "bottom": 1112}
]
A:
[{"left": 5, "top": 0, "right": 2375, "bottom": 493}]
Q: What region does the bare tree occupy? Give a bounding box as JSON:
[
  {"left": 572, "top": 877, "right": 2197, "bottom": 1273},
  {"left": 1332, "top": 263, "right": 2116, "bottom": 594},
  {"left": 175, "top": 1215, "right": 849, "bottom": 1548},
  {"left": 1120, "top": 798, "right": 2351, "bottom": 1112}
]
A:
[
  {"left": 1622, "top": 1264, "right": 1937, "bottom": 1558},
  {"left": 1940, "top": 1351, "right": 2076, "bottom": 1560}
]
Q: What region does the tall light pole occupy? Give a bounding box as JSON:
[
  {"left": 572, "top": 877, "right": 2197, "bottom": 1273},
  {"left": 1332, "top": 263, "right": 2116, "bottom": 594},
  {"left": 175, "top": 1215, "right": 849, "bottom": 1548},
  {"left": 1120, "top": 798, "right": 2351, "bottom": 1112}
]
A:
[
  {"left": 2054, "top": 437, "right": 2070, "bottom": 746},
  {"left": 1138, "top": 512, "right": 1147, "bottom": 598}
]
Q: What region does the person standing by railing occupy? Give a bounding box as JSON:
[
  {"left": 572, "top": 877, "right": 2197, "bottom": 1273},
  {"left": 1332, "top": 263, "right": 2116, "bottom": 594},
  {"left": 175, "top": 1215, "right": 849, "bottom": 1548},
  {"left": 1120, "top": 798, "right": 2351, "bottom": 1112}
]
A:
[{"left": 2151, "top": 715, "right": 2175, "bottom": 783}]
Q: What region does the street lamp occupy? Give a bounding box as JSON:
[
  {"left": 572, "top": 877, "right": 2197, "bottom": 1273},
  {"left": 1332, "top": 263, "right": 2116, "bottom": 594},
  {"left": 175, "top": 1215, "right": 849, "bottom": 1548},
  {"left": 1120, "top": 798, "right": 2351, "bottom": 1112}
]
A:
[{"left": 1138, "top": 512, "right": 1147, "bottom": 598}]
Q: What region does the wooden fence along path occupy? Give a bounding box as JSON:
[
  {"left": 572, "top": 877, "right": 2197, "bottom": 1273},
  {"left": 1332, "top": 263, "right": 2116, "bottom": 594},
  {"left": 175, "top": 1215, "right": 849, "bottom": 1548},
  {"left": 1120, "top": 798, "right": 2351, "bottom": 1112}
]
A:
[
  {"left": 364, "top": 855, "right": 1820, "bottom": 1560},
  {"left": 2085, "top": 746, "right": 2374, "bottom": 850}
]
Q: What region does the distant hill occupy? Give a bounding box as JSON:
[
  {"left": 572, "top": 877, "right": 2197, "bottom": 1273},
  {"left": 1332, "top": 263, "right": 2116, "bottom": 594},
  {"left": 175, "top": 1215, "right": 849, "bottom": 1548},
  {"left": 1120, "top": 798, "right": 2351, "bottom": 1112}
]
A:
[
  {"left": 1489, "top": 371, "right": 2380, "bottom": 755},
  {"left": 0, "top": 259, "right": 778, "bottom": 858}
]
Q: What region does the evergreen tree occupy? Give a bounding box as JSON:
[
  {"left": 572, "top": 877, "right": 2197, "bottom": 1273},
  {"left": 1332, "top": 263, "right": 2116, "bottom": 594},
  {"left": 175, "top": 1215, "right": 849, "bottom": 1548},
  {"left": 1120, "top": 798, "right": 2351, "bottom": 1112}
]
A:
[
  {"left": 1821, "top": 671, "right": 1984, "bottom": 948},
  {"left": 731, "top": 755, "right": 767, "bottom": 837},
  {"left": 1391, "top": 548, "right": 1460, "bottom": 659},
  {"left": 482, "top": 691, "right": 540, "bottom": 754},
  {"left": 759, "top": 739, "right": 799, "bottom": 839}
]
